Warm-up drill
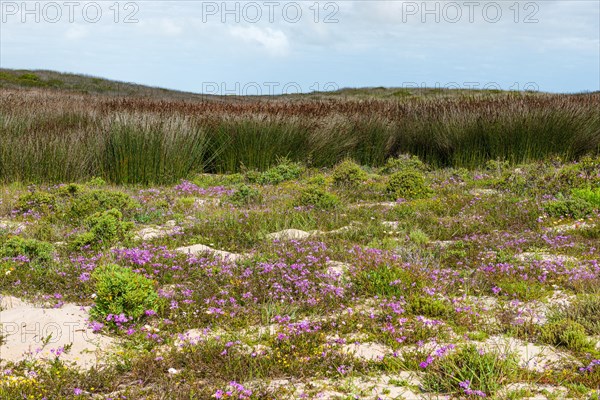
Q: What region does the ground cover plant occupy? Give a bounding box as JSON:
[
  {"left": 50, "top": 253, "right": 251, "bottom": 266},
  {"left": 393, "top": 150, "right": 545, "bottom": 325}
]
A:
[{"left": 0, "top": 151, "right": 599, "bottom": 399}]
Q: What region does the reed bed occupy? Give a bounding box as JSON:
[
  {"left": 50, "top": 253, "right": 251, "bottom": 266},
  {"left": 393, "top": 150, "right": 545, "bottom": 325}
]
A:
[{"left": 0, "top": 88, "right": 598, "bottom": 183}]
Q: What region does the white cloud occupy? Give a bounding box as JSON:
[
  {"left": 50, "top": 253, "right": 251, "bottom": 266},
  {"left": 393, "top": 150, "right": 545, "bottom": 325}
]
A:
[
  {"left": 64, "top": 25, "right": 88, "bottom": 40},
  {"left": 229, "top": 26, "right": 290, "bottom": 56},
  {"left": 542, "top": 36, "right": 600, "bottom": 52},
  {"left": 158, "top": 19, "right": 183, "bottom": 37}
]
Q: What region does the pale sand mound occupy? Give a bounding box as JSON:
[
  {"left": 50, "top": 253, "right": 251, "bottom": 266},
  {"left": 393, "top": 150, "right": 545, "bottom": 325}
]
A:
[
  {"left": 266, "top": 229, "right": 315, "bottom": 240},
  {"left": 341, "top": 342, "right": 391, "bottom": 361},
  {"left": 0, "top": 296, "right": 114, "bottom": 369},
  {"left": 175, "top": 243, "right": 245, "bottom": 261},
  {"left": 266, "top": 225, "right": 359, "bottom": 240},
  {"left": 515, "top": 252, "right": 578, "bottom": 263},
  {"left": 483, "top": 336, "right": 575, "bottom": 372},
  {"left": 546, "top": 221, "right": 596, "bottom": 233}
]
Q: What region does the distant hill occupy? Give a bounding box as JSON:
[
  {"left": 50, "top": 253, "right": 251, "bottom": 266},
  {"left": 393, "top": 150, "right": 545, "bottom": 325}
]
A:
[
  {"left": 0, "top": 69, "right": 214, "bottom": 101},
  {"left": 0, "top": 68, "right": 562, "bottom": 101}
]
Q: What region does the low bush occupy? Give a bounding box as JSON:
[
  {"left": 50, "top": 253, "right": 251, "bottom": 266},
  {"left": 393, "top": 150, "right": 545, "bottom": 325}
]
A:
[
  {"left": 386, "top": 170, "right": 432, "bottom": 200},
  {"left": 68, "top": 189, "right": 139, "bottom": 221},
  {"left": 540, "top": 319, "right": 595, "bottom": 352},
  {"left": 227, "top": 184, "right": 262, "bottom": 206},
  {"left": 544, "top": 195, "right": 594, "bottom": 219},
  {"left": 580, "top": 224, "right": 600, "bottom": 239},
  {"left": 423, "top": 344, "right": 518, "bottom": 397},
  {"left": 90, "top": 263, "right": 158, "bottom": 323},
  {"left": 0, "top": 236, "right": 54, "bottom": 264},
  {"left": 16, "top": 191, "right": 56, "bottom": 212},
  {"left": 572, "top": 187, "right": 600, "bottom": 208},
  {"left": 555, "top": 295, "right": 600, "bottom": 336},
  {"left": 484, "top": 159, "right": 511, "bottom": 175},
  {"left": 409, "top": 228, "right": 430, "bottom": 245},
  {"left": 331, "top": 159, "right": 368, "bottom": 187},
  {"left": 407, "top": 296, "right": 453, "bottom": 318},
  {"left": 380, "top": 154, "right": 428, "bottom": 174},
  {"left": 297, "top": 186, "right": 339, "bottom": 210},
  {"left": 256, "top": 158, "right": 304, "bottom": 185},
  {"left": 70, "top": 208, "right": 134, "bottom": 249}
]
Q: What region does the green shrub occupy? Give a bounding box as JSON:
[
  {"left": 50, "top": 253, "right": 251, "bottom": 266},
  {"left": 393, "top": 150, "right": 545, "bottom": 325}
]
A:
[
  {"left": 331, "top": 159, "right": 368, "bottom": 187},
  {"left": 0, "top": 237, "right": 54, "bottom": 264},
  {"left": 497, "top": 280, "right": 546, "bottom": 301},
  {"left": 579, "top": 155, "right": 600, "bottom": 179},
  {"left": 85, "top": 177, "right": 107, "bottom": 187},
  {"left": 256, "top": 158, "right": 304, "bottom": 185},
  {"left": 544, "top": 195, "right": 594, "bottom": 219},
  {"left": 56, "top": 183, "right": 85, "bottom": 197},
  {"left": 70, "top": 209, "right": 133, "bottom": 249},
  {"left": 549, "top": 163, "right": 590, "bottom": 192},
  {"left": 572, "top": 187, "right": 600, "bottom": 208},
  {"left": 303, "top": 173, "right": 328, "bottom": 186},
  {"left": 580, "top": 224, "right": 600, "bottom": 239},
  {"left": 68, "top": 189, "right": 139, "bottom": 221},
  {"left": 409, "top": 228, "right": 430, "bottom": 245},
  {"left": 16, "top": 73, "right": 46, "bottom": 87},
  {"left": 16, "top": 191, "right": 56, "bottom": 212},
  {"left": 353, "top": 263, "right": 419, "bottom": 298},
  {"left": 297, "top": 186, "right": 339, "bottom": 210},
  {"left": 494, "top": 169, "right": 530, "bottom": 194},
  {"left": 243, "top": 170, "right": 262, "bottom": 184},
  {"left": 380, "top": 154, "right": 427, "bottom": 174},
  {"left": 556, "top": 295, "right": 600, "bottom": 335},
  {"left": 174, "top": 196, "right": 197, "bottom": 212},
  {"left": 90, "top": 263, "right": 158, "bottom": 323},
  {"left": 540, "top": 319, "right": 595, "bottom": 352},
  {"left": 423, "top": 344, "right": 518, "bottom": 397},
  {"left": 407, "top": 296, "right": 452, "bottom": 318},
  {"left": 18, "top": 73, "right": 40, "bottom": 82},
  {"left": 227, "top": 184, "right": 262, "bottom": 206},
  {"left": 484, "top": 159, "right": 511, "bottom": 175},
  {"left": 467, "top": 331, "right": 489, "bottom": 341},
  {"left": 386, "top": 170, "right": 432, "bottom": 200}
]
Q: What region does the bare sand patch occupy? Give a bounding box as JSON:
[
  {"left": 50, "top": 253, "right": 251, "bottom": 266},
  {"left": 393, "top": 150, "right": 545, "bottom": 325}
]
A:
[{"left": 0, "top": 295, "right": 113, "bottom": 369}]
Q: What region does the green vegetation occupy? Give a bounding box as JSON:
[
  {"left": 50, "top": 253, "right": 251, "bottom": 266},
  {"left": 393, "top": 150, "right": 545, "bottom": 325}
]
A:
[
  {"left": 540, "top": 319, "right": 596, "bottom": 352},
  {"left": 0, "top": 237, "right": 54, "bottom": 264},
  {"left": 386, "top": 169, "right": 432, "bottom": 199},
  {"left": 297, "top": 185, "right": 340, "bottom": 209},
  {"left": 90, "top": 263, "right": 158, "bottom": 323},
  {"left": 331, "top": 159, "right": 368, "bottom": 187},
  {"left": 227, "top": 184, "right": 262, "bottom": 206},
  {"left": 544, "top": 195, "right": 595, "bottom": 219},
  {"left": 253, "top": 158, "right": 304, "bottom": 185},
  {"left": 423, "top": 345, "right": 519, "bottom": 397},
  {"left": 1, "top": 70, "right": 599, "bottom": 183},
  {"left": 1, "top": 71, "right": 600, "bottom": 399},
  {"left": 552, "top": 294, "right": 600, "bottom": 335},
  {"left": 70, "top": 209, "right": 134, "bottom": 249},
  {"left": 572, "top": 187, "right": 600, "bottom": 208}
]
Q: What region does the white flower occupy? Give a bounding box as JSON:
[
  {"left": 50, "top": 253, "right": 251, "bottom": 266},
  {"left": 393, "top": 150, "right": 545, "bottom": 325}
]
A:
[{"left": 167, "top": 368, "right": 179, "bottom": 375}]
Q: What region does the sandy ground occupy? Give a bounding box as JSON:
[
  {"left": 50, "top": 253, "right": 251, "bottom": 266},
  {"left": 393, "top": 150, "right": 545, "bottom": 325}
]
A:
[{"left": 0, "top": 295, "right": 114, "bottom": 369}]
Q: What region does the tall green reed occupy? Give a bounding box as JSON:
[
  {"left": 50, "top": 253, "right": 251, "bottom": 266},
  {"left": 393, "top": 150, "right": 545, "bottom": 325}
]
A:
[
  {"left": 0, "top": 90, "right": 598, "bottom": 184},
  {"left": 100, "top": 115, "right": 211, "bottom": 184}
]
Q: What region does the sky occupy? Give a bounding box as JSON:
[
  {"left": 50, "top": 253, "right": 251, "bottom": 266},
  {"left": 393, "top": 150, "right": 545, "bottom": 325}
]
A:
[{"left": 0, "top": 0, "right": 599, "bottom": 94}]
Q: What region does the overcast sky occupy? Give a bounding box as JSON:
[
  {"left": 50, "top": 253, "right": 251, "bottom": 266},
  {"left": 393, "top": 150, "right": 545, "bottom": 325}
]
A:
[{"left": 1, "top": 0, "right": 598, "bottom": 94}]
